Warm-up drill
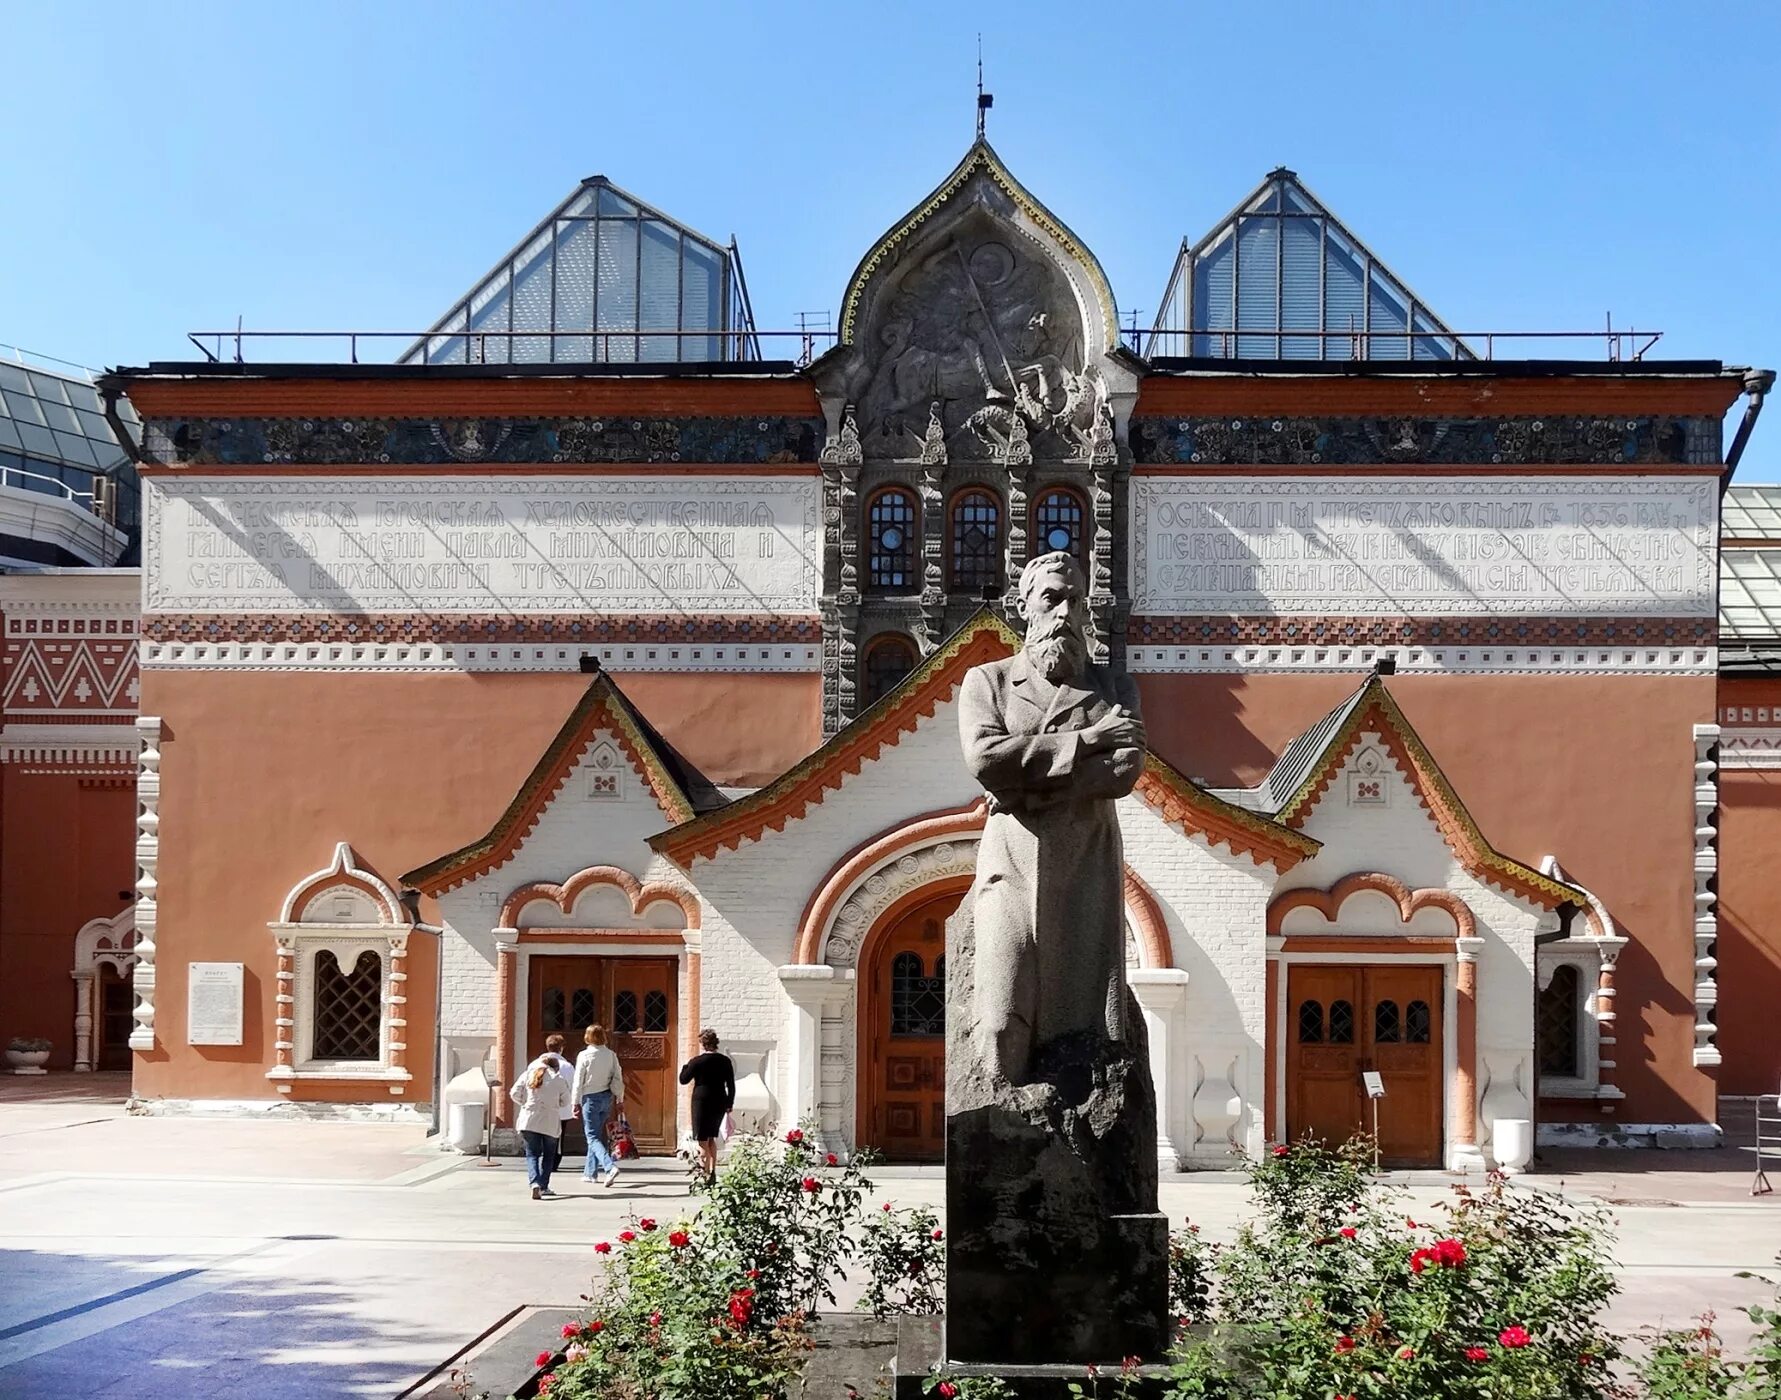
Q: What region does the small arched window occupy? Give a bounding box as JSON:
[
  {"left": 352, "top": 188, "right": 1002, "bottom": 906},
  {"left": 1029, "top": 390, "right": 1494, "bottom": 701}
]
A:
[
  {"left": 1538, "top": 966, "right": 1580, "bottom": 1076},
  {"left": 949, "top": 489, "right": 1002, "bottom": 595},
  {"left": 643, "top": 990, "right": 670, "bottom": 1034},
  {"left": 313, "top": 949, "right": 382, "bottom": 1061},
  {"left": 1032, "top": 488, "right": 1085, "bottom": 562},
  {"left": 1405, "top": 1000, "right": 1432, "bottom": 1045},
  {"left": 867, "top": 487, "right": 919, "bottom": 591},
  {"left": 1374, "top": 1000, "right": 1402, "bottom": 1044},
  {"left": 1328, "top": 1000, "right": 1355, "bottom": 1044},
  {"left": 613, "top": 990, "right": 639, "bottom": 1034},
  {"left": 1297, "top": 999, "right": 1324, "bottom": 1044},
  {"left": 863, "top": 634, "right": 918, "bottom": 707}
]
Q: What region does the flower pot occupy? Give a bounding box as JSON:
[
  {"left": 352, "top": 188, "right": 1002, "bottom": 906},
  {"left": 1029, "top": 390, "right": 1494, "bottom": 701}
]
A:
[
  {"left": 6, "top": 1049, "right": 50, "bottom": 1076},
  {"left": 1492, "top": 1117, "right": 1534, "bottom": 1174}
]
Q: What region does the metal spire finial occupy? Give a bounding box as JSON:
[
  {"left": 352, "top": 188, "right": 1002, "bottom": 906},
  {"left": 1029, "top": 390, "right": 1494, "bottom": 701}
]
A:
[{"left": 976, "top": 36, "right": 993, "bottom": 140}]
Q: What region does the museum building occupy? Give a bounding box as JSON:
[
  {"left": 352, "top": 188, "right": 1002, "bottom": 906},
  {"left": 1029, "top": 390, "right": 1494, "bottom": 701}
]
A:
[{"left": 4, "top": 143, "right": 1777, "bottom": 1169}]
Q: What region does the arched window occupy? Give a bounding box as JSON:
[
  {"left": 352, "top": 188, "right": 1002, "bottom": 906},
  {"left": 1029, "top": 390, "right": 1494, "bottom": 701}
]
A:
[
  {"left": 1032, "top": 488, "right": 1085, "bottom": 562},
  {"left": 949, "top": 489, "right": 1002, "bottom": 595},
  {"left": 313, "top": 949, "right": 382, "bottom": 1061},
  {"left": 867, "top": 488, "right": 919, "bottom": 591},
  {"left": 1538, "top": 966, "right": 1580, "bottom": 1076},
  {"left": 862, "top": 634, "right": 917, "bottom": 707},
  {"left": 643, "top": 989, "right": 670, "bottom": 1034},
  {"left": 1328, "top": 999, "right": 1355, "bottom": 1044},
  {"left": 613, "top": 990, "right": 639, "bottom": 1034},
  {"left": 1405, "top": 1000, "right": 1432, "bottom": 1045},
  {"left": 1297, "top": 999, "right": 1324, "bottom": 1043},
  {"left": 890, "top": 952, "right": 945, "bottom": 1036},
  {"left": 1373, "top": 1000, "right": 1402, "bottom": 1044}
]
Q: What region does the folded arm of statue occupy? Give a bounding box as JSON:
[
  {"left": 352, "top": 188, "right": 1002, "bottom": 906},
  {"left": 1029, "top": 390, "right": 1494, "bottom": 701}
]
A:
[{"left": 1071, "top": 745, "right": 1146, "bottom": 801}]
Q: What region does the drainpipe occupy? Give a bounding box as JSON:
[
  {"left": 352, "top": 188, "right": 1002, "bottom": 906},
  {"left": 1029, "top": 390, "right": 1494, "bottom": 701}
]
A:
[{"left": 1725, "top": 368, "right": 1775, "bottom": 477}]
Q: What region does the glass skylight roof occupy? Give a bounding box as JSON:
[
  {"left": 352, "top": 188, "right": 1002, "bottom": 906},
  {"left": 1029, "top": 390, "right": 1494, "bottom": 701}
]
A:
[
  {"left": 1722, "top": 485, "right": 1781, "bottom": 539},
  {"left": 0, "top": 349, "right": 140, "bottom": 539},
  {"left": 1152, "top": 169, "right": 1472, "bottom": 361},
  {"left": 401, "top": 177, "right": 755, "bottom": 366}
]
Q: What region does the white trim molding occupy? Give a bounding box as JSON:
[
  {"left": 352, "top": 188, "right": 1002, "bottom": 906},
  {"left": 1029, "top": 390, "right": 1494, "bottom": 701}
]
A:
[
  {"left": 1127, "top": 644, "right": 1715, "bottom": 677},
  {"left": 1717, "top": 725, "right": 1781, "bottom": 770},
  {"left": 1, "top": 723, "right": 140, "bottom": 771},
  {"left": 129, "top": 716, "right": 162, "bottom": 1051},
  {"left": 1692, "top": 724, "right": 1721, "bottom": 1068},
  {"left": 140, "top": 640, "right": 820, "bottom": 674}
]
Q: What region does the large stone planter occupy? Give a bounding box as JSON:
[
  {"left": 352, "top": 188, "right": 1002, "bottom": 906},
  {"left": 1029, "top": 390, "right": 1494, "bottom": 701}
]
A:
[{"left": 6, "top": 1049, "right": 50, "bottom": 1075}]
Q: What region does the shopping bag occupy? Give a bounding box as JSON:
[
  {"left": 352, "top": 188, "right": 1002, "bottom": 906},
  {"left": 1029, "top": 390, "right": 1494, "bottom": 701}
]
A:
[
  {"left": 609, "top": 1111, "right": 640, "bottom": 1160},
  {"left": 719, "top": 1112, "right": 734, "bottom": 1143}
]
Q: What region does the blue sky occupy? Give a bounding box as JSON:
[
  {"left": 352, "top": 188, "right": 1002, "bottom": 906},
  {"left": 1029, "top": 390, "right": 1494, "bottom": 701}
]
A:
[{"left": 5, "top": 2, "right": 1778, "bottom": 427}]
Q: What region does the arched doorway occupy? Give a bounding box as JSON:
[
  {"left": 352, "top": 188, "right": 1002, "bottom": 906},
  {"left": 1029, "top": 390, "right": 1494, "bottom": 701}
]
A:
[
  {"left": 857, "top": 884, "right": 965, "bottom": 1162},
  {"left": 72, "top": 910, "right": 138, "bottom": 1072}
]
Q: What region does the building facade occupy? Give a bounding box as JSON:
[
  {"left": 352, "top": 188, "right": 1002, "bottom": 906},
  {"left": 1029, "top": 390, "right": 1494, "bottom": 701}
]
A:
[{"left": 6, "top": 143, "right": 1772, "bottom": 1168}]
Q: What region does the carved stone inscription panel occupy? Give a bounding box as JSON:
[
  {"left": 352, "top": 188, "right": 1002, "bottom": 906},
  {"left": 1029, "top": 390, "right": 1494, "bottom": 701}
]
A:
[
  {"left": 146, "top": 475, "right": 822, "bottom": 614},
  {"left": 1131, "top": 476, "right": 1716, "bottom": 616}
]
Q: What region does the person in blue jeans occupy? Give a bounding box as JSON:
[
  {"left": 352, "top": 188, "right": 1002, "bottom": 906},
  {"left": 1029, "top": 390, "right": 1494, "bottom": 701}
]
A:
[
  {"left": 508, "top": 1054, "right": 571, "bottom": 1199},
  {"left": 572, "top": 1023, "right": 626, "bottom": 1186}
]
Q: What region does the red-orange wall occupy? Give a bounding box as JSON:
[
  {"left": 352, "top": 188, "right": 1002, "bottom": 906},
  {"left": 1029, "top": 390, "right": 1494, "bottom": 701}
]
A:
[
  {"left": 133, "top": 667, "right": 820, "bottom": 1102},
  {"left": 1138, "top": 671, "right": 1717, "bottom": 1127},
  {"left": 1715, "top": 676, "right": 1781, "bottom": 1096},
  {"left": 0, "top": 770, "right": 137, "bottom": 1068}
]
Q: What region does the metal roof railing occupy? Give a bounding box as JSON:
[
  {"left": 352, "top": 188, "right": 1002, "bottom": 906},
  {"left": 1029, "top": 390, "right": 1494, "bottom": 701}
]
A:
[{"left": 1127, "top": 326, "right": 1665, "bottom": 361}]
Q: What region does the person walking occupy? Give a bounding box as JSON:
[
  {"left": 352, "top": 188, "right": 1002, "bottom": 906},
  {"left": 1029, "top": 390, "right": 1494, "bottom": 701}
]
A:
[
  {"left": 509, "top": 1053, "right": 571, "bottom": 1199},
  {"left": 678, "top": 1028, "right": 735, "bottom": 1181},
  {"left": 572, "top": 1023, "right": 625, "bottom": 1187},
  {"left": 527, "top": 1033, "right": 578, "bottom": 1180}
]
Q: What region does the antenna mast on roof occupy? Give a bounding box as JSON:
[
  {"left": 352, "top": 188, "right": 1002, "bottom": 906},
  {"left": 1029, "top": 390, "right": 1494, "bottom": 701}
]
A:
[{"left": 976, "top": 35, "right": 992, "bottom": 140}]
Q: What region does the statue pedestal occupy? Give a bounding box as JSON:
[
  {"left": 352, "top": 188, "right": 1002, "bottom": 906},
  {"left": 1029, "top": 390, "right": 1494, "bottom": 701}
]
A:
[{"left": 894, "top": 1316, "right": 1178, "bottom": 1399}]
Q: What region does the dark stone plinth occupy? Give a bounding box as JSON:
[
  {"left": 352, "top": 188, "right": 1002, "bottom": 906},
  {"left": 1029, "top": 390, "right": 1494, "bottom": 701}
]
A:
[
  {"left": 894, "top": 1315, "right": 1181, "bottom": 1399},
  {"left": 945, "top": 898, "right": 1170, "bottom": 1366}
]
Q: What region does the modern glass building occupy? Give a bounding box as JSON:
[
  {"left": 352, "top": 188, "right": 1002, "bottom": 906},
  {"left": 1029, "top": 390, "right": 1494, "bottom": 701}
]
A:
[
  {"left": 401, "top": 176, "right": 758, "bottom": 366},
  {"left": 0, "top": 347, "right": 137, "bottom": 567},
  {"left": 1151, "top": 168, "right": 1471, "bottom": 361}
]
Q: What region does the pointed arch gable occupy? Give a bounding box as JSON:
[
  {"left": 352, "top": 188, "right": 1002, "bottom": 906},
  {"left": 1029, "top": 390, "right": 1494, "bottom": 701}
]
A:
[
  {"left": 279, "top": 843, "right": 405, "bottom": 926},
  {"left": 1266, "top": 872, "right": 1476, "bottom": 940}
]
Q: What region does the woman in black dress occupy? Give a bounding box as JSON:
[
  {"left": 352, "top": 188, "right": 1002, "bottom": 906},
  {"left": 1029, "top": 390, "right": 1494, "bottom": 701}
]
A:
[{"left": 678, "top": 1028, "right": 735, "bottom": 1180}]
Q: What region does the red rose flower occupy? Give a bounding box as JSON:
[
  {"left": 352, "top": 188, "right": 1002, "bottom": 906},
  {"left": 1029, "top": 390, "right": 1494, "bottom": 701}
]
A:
[
  {"left": 648, "top": 1311, "right": 662, "bottom": 1326},
  {"left": 538, "top": 1376, "right": 554, "bottom": 1394},
  {"left": 881, "top": 1202, "right": 893, "bottom": 1212},
  {"left": 618, "top": 1230, "right": 636, "bottom": 1244},
  {"left": 785, "top": 1128, "right": 805, "bottom": 1145},
  {"left": 1339, "top": 1226, "right": 1358, "bottom": 1239},
  {"left": 1499, "top": 1325, "right": 1531, "bottom": 1349},
  {"left": 937, "top": 1385, "right": 958, "bottom": 1399},
  {"left": 728, "top": 1287, "right": 755, "bottom": 1328},
  {"left": 1433, "top": 1237, "right": 1467, "bottom": 1267},
  {"left": 747, "top": 1268, "right": 762, "bottom": 1280},
  {"left": 802, "top": 1176, "right": 820, "bottom": 1193},
  {"left": 587, "top": 1320, "right": 604, "bottom": 1334},
  {"left": 594, "top": 1240, "right": 612, "bottom": 1254},
  {"left": 1334, "top": 1335, "right": 1356, "bottom": 1355},
  {"left": 826, "top": 1152, "right": 839, "bottom": 1166},
  {"left": 561, "top": 1323, "right": 580, "bottom": 1338},
  {"left": 1465, "top": 1346, "right": 1489, "bottom": 1362},
  {"left": 638, "top": 1217, "right": 656, "bottom": 1231},
  {"left": 669, "top": 1230, "right": 691, "bottom": 1248},
  {"left": 1410, "top": 1247, "right": 1434, "bottom": 1274},
  {"left": 535, "top": 1350, "right": 554, "bottom": 1367},
  {"left": 1272, "top": 1145, "right": 1290, "bottom": 1157},
  {"left": 933, "top": 1228, "right": 944, "bottom": 1241},
  {"left": 1397, "top": 1345, "right": 1416, "bottom": 1361}
]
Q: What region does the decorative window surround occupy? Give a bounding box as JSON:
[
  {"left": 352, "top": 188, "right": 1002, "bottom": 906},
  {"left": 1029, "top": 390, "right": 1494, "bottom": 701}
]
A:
[
  {"left": 1692, "top": 724, "right": 1721, "bottom": 1068},
  {"left": 266, "top": 843, "right": 412, "bottom": 1092},
  {"left": 130, "top": 716, "right": 162, "bottom": 1051},
  {"left": 71, "top": 909, "right": 138, "bottom": 1072},
  {"left": 1536, "top": 855, "right": 1630, "bottom": 1101}
]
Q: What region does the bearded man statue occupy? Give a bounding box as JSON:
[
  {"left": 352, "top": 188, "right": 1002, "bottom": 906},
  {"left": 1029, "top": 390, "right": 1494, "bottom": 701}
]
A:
[{"left": 955, "top": 549, "right": 1145, "bottom": 1086}]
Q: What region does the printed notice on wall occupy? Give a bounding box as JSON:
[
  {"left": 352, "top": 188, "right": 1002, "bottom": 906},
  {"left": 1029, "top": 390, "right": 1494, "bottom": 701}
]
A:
[
  {"left": 144, "top": 475, "right": 822, "bottom": 614},
  {"left": 1130, "top": 476, "right": 1717, "bottom": 616},
  {"left": 187, "top": 962, "right": 244, "bottom": 1046}
]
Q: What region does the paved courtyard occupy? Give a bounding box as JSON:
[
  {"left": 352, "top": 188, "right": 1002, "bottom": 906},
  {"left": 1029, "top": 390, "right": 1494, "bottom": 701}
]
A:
[{"left": 0, "top": 1076, "right": 1776, "bottom": 1398}]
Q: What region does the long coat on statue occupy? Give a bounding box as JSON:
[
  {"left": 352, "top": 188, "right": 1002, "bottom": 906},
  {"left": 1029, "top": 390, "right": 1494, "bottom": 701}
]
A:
[{"left": 956, "top": 650, "right": 1144, "bottom": 1085}]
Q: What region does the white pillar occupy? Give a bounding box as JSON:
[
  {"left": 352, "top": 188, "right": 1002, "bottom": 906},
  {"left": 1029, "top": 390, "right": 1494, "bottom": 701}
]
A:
[
  {"left": 778, "top": 965, "right": 848, "bottom": 1146},
  {"left": 1130, "top": 969, "right": 1191, "bottom": 1171},
  {"left": 71, "top": 971, "right": 96, "bottom": 1071}
]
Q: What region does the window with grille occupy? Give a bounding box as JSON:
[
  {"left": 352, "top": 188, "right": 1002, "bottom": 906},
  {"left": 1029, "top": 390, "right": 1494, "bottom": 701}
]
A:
[
  {"left": 1539, "top": 966, "right": 1580, "bottom": 1076},
  {"left": 950, "top": 490, "right": 1002, "bottom": 594},
  {"left": 643, "top": 990, "right": 669, "bottom": 1034},
  {"left": 890, "top": 951, "right": 945, "bottom": 1036},
  {"left": 1374, "top": 1000, "right": 1401, "bottom": 1044},
  {"left": 863, "top": 635, "right": 917, "bottom": 707},
  {"left": 570, "top": 988, "right": 596, "bottom": 1030},
  {"left": 1405, "top": 1000, "right": 1432, "bottom": 1044},
  {"left": 1297, "top": 999, "right": 1324, "bottom": 1043},
  {"left": 868, "top": 489, "right": 919, "bottom": 591},
  {"left": 1328, "top": 999, "right": 1355, "bottom": 1044},
  {"left": 541, "top": 988, "right": 566, "bottom": 1032},
  {"left": 1032, "top": 489, "right": 1084, "bottom": 561},
  {"left": 613, "top": 990, "right": 639, "bottom": 1034},
  {"left": 313, "top": 949, "right": 382, "bottom": 1061}
]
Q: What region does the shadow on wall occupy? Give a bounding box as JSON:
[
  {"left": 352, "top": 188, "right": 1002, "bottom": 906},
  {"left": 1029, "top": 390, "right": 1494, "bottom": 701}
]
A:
[{"left": 0, "top": 1245, "right": 466, "bottom": 1399}]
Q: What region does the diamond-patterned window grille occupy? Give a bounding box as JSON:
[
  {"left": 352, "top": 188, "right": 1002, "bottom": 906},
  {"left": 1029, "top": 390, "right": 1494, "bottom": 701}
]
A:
[
  {"left": 890, "top": 951, "right": 945, "bottom": 1036},
  {"left": 643, "top": 990, "right": 670, "bottom": 1034},
  {"left": 541, "top": 988, "right": 565, "bottom": 1032},
  {"left": 570, "top": 988, "right": 596, "bottom": 1030},
  {"left": 949, "top": 490, "right": 1002, "bottom": 594},
  {"left": 1405, "top": 999, "right": 1432, "bottom": 1044},
  {"left": 1328, "top": 999, "right": 1355, "bottom": 1044},
  {"left": 1538, "top": 966, "right": 1580, "bottom": 1076},
  {"left": 313, "top": 949, "right": 382, "bottom": 1061},
  {"left": 1373, "top": 999, "right": 1401, "bottom": 1044},
  {"left": 613, "top": 990, "right": 639, "bottom": 1034},
  {"left": 1297, "top": 999, "right": 1324, "bottom": 1044}
]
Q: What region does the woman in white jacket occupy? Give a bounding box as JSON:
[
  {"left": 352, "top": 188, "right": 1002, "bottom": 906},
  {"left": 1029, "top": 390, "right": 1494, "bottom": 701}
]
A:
[
  {"left": 571, "top": 1024, "right": 625, "bottom": 1187},
  {"left": 509, "top": 1054, "right": 571, "bottom": 1199}
]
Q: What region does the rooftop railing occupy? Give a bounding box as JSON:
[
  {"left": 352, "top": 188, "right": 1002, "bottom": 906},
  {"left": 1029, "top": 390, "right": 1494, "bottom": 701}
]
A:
[
  {"left": 1, "top": 461, "right": 100, "bottom": 511},
  {"left": 183, "top": 324, "right": 1666, "bottom": 369}
]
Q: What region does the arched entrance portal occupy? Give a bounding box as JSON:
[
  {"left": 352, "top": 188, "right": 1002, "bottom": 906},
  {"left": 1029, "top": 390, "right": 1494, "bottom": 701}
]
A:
[{"left": 857, "top": 882, "right": 967, "bottom": 1161}]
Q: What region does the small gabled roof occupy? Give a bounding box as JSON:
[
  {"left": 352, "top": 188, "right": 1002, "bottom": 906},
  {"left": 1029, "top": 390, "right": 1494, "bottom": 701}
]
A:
[
  {"left": 402, "top": 671, "right": 722, "bottom": 896},
  {"left": 1259, "top": 677, "right": 1579, "bottom": 910},
  {"left": 650, "top": 610, "right": 1315, "bottom": 871}
]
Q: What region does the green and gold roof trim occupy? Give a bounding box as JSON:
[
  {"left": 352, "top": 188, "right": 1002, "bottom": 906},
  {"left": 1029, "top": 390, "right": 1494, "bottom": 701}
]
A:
[{"left": 838, "top": 140, "right": 1120, "bottom": 347}]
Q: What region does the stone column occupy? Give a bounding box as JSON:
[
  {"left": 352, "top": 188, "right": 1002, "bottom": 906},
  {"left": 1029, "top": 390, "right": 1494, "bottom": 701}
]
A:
[
  {"left": 71, "top": 971, "right": 96, "bottom": 1071},
  {"left": 1593, "top": 936, "right": 1629, "bottom": 1108},
  {"left": 1129, "top": 969, "right": 1190, "bottom": 1170},
  {"left": 130, "top": 716, "right": 161, "bottom": 1051},
  {"left": 1264, "top": 937, "right": 1283, "bottom": 1143},
  {"left": 1452, "top": 936, "right": 1486, "bottom": 1172},
  {"left": 778, "top": 965, "right": 840, "bottom": 1140},
  {"left": 386, "top": 934, "right": 409, "bottom": 1092},
  {"left": 493, "top": 937, "right": 518, "bottom": 1127}
]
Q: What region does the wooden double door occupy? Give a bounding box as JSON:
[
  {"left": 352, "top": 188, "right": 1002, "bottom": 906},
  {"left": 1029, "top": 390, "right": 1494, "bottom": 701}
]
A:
[
  {"left": 527, "top": 955, "right": 677, "bottom": 1153},
  {"left": 1286, "top": 964, "right": 1444, "bottom": 1167},
  {"left": 859, "top": 890, "right": 956, "bottom": 1162}
]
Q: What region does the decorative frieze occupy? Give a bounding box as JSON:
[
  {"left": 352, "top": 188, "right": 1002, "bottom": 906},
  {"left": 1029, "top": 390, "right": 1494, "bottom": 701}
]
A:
[
  {"left": 140, "top": 638, "right": 819, "bottom": 674},
  {"left": 142, "top": 414, "right": 825, "bottom": 467},
  {"left": 1128, "top": 414, "right": 1719, "bottom": 466},
  {"left": 1692, "top": 724, "right": 1721, "bottom": 1068},
  {"left": 1131, "top": 613, "right": 1716, "bottom": 648},
  {"left": 1128, "top": 642, "right": 1714, "bottom": 677}
]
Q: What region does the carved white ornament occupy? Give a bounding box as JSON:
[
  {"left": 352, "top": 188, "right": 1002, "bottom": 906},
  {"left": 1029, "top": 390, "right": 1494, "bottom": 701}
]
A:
[{"left": 823, "top": 839, "right": 979, "bottom": 969}]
